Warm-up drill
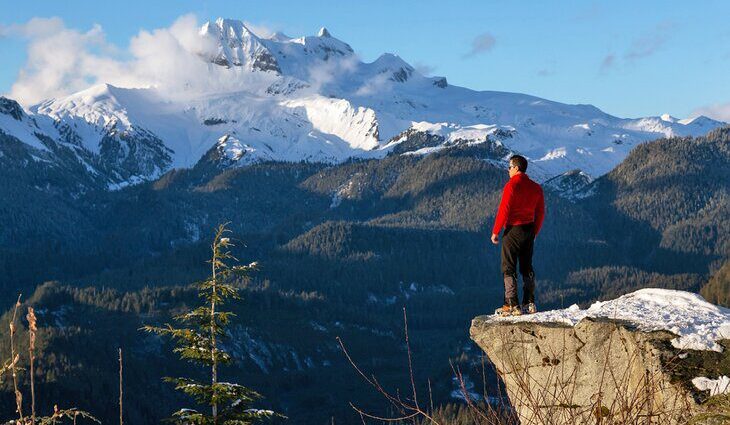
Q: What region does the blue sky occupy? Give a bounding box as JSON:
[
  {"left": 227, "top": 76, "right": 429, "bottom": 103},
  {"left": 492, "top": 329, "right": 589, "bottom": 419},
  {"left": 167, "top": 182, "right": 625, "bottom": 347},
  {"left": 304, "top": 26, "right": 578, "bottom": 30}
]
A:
[{"left": 1, "top": 0, "right": 729, "bottom": 119}]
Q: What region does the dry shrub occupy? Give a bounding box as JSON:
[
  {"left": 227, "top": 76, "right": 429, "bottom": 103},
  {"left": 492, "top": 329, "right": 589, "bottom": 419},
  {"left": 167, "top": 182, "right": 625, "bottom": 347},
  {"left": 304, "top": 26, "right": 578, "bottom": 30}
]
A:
[
  {"left": 2, "top": 295, "right": 99, "bottom": 425},
  {"left": 340, "top": 310, "right": 728, "bottom": 425}
]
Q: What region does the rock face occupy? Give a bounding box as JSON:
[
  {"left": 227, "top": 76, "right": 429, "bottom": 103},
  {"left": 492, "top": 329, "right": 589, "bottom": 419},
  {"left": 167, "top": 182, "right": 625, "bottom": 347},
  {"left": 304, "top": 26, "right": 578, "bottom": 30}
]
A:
[{"left": 470, "top": 291, "right": 730, "bottom": 424}]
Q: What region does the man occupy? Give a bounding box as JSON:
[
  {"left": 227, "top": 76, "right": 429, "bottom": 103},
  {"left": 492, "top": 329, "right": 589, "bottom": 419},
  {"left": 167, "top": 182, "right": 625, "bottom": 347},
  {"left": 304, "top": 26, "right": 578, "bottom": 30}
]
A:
[{"left": 491, "top": 155, "right": 545, "bottom": 316}]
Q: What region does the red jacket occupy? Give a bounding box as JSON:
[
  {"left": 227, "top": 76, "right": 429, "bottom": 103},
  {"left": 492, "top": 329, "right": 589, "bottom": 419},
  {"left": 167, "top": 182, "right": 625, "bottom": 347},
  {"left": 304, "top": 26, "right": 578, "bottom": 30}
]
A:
[{"left": 492, "top": 173, "right": 545, "bottom": 236}]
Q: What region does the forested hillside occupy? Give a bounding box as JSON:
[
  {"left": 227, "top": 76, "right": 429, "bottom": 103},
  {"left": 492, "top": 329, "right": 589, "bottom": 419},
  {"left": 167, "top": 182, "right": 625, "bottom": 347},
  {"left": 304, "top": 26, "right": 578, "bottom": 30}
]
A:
[{"left": 702, "top": 260, "right": 730, "bottom": 307}]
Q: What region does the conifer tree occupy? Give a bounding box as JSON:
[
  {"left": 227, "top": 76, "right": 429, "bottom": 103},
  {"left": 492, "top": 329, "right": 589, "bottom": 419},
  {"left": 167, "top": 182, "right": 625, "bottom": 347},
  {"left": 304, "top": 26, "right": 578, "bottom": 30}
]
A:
[{"left": 144, "top": 223, "right": 275, "bottom": 424}]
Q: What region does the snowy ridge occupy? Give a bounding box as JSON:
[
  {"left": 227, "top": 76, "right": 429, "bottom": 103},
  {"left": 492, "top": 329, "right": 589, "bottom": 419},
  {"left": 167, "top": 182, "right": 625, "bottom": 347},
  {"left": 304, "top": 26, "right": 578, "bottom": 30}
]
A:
[
  {"left": 200, "top": 19, "right": 281, "bottom": 72},
  {"left": 1, "top": 17, "right": 726, "bottom": 190},
  {"left": 493, "top": 288, "right": 730, "bottom": 352},
  {"left": 0, "top": 96, "right": 64, "bottom": 152}
]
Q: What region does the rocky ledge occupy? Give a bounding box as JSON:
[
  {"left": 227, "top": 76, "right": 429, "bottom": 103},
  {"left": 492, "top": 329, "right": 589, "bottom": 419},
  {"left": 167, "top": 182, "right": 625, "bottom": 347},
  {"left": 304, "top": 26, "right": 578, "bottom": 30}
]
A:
[{"left": 470, "top": 289, "right": 730, "bottom": 424}]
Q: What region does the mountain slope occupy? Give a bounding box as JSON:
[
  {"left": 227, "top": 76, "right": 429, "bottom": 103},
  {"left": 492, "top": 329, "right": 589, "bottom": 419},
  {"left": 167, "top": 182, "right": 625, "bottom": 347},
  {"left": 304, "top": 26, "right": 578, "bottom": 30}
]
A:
[
  {"left": 1, "top": 18, "right": 725, "bottom": 191},
  {"left": 587, "top": 126, "right": 730, "bottom": 257}
]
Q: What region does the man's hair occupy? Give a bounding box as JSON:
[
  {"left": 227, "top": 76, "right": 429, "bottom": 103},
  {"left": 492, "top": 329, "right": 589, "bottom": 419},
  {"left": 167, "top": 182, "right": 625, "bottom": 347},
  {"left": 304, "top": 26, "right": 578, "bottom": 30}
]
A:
[{"left": 509, "top": 155, "right": 528, "bottom": 172}]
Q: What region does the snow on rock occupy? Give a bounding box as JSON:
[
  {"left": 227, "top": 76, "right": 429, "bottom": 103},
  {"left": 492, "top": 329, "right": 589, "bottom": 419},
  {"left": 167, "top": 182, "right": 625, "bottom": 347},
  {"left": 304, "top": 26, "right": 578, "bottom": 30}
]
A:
[
  {"left": 199, "top": 18, "right": 281, "bottom": 72},
  {"left": 492, "top": 288, "right": 730, "bottom": 352},
  {"left": 407, "top": 121, "right": 503, "bottom": 145},
  {"left": 217, "top": 134, "right": 256, "bottom": 163},
  {"left": 692, "top": 376, "right": 730, "bottom": 396},
  {"left": 0, "top": 97, "right": 54, "bottom": 152}
]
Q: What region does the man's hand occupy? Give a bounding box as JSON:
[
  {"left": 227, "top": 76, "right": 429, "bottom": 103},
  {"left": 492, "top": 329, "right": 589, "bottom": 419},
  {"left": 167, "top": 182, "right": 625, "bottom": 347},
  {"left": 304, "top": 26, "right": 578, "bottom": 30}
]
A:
[{"left": 491, "top": 233, "right": 499, "bottom": 245}]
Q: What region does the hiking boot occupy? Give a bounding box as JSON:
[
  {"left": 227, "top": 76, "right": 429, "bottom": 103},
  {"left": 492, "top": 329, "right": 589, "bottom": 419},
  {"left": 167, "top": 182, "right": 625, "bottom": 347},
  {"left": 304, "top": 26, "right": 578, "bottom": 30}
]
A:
[
  {"left": 495, "top": 305, "right": 522, "bottom": 317},
  {"left": 522, "top": 303, "right": 537, "bottom": 314}
]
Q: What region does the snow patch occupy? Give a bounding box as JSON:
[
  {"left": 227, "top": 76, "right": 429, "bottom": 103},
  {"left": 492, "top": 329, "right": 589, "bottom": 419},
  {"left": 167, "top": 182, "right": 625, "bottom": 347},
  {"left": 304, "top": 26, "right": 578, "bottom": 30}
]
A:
[
  {"left": 493, "top": 288, "right": 730, "bottom": 352},
  {"left": 218, "top": 134, "right": 255, "bottom": 162},
  {"left": 692, "top": 376, "right": 730, "bottom": 396},
  {"left": 401, "top": 145, "right": 446, "bottom": 156},
  {"left": 539, "top": 147, "right": 567, "bottom": 161}
]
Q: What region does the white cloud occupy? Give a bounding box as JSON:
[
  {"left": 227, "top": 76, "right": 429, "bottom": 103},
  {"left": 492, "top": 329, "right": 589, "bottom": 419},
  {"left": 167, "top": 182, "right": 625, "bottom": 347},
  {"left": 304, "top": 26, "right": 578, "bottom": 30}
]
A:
[
  {"left": 306, "top": 53, "right": 359, "bottom": 92},
  {"left": 355, "top": 72, "right": 391, "bottom": 96},
  {"left": 2, "top": 17, "right": 126, "bottom": 104},
  {"left": 690, "top": 102, "right": 730, "bottom": 122},
  {"left": 413, "top": 62, "right": 435, "bottom": 76},
  {"left": 1, "top": 16, "right": 66, "bottom": 38},
  {"left": 1, "top": 15, "right": 283, "bottom": 105}
]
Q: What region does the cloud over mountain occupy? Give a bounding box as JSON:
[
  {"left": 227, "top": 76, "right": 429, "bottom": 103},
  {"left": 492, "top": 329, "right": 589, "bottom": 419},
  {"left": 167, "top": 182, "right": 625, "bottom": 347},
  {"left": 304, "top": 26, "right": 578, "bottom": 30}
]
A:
[
  {"left": 691, "top": 102, "right": 730, "bottom": 122},
  {"left": 1, "top": 14, "right": 281, "bottom": 105}
]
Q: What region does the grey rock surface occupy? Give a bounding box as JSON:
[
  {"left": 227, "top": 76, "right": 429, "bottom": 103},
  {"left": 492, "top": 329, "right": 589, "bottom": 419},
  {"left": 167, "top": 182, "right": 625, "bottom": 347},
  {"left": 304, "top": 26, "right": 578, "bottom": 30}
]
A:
[{"left": 470, "top": 315, "right": 729, "bottom": 424}]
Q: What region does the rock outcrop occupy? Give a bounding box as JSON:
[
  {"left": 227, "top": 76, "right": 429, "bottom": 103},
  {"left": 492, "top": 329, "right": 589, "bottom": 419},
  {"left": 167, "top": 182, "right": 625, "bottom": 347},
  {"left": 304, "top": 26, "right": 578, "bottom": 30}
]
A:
[{"left": 470, "top": 289, "right": 730, "bottom": 424}]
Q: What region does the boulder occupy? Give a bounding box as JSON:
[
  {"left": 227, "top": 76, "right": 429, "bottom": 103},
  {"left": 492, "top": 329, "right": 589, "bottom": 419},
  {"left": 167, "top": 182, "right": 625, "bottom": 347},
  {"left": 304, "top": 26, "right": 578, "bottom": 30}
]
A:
[{"left": 470, "top": 289, "right": 730, "bottom": 424}]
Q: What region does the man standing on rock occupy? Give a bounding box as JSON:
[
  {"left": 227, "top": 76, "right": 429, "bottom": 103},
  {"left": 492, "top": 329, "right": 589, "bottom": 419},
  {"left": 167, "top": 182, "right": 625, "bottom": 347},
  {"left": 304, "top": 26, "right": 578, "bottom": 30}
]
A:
[{"left": 491, "top": 155, "right": 545, "bottom": 316}]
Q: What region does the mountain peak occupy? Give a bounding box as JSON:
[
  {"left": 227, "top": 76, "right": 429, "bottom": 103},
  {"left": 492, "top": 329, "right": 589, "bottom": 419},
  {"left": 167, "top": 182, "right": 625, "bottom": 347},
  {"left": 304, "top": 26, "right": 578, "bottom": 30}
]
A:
[
  {"left": 212, "top": 18, "right": 254, "bottom": 35},
  {"left": 199, "top": 18, "right": 281, "bottom": 73},
  {"left": 679, "top": 115, "right": 725, "bottom": 126},
  {"left": 270, "top": 31, "right": 292, "bottom": 42},
  {"left": 317, "top": 27, "right": 332, "bottom": 38},
  {"left": 660, "top": 113, "right": 677, "bottom": 123},
  {"left": 65, "top": 83, "right": 127, "bottom": 105},
  {"left": 0, "top": 97, "right": 26, "bottom": 121},
  {"left": 370, "top": 53, "right": 415, "bottom": 82}
]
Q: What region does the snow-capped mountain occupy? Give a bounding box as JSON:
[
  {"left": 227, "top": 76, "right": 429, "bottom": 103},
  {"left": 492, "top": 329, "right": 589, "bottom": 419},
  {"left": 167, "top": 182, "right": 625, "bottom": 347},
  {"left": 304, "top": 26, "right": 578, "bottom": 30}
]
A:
[{"left": 0, "top": 17, "right": 725, "bottom": 190}]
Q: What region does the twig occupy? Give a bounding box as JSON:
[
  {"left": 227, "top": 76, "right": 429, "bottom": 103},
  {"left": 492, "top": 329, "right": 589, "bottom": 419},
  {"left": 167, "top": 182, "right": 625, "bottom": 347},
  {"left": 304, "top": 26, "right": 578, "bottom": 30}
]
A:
[
  {"left": 119, "top": 347, "right": 123, "bottom": 425},
  {"left": 10, "top": 294, "right": 24, "bottom": 422},
  {"left": 403, "top": 307, "right": 419, "bottom": 409},
  {"left": 27, "top": 306, "right": 38, "bottom": 425},
  {"left": 336, "top": 308, "right": 443, "bottom": 425}
]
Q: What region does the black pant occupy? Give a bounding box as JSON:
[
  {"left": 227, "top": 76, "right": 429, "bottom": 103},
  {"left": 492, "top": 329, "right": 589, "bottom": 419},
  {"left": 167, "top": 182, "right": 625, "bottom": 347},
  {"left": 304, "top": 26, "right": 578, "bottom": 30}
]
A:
[{"left": 501, "top": 223, "right": 535, "bottom": 306}]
